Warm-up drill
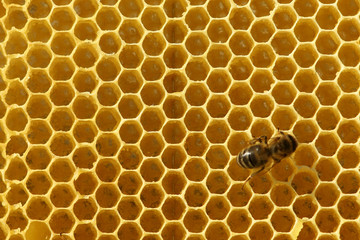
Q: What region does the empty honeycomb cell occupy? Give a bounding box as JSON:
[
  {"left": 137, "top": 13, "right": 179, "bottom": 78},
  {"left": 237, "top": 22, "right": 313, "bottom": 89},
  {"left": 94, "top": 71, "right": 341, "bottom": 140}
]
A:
[
  {"left": 139, "top": 133, "right": 164, "bottom": 157},
  {"left": 294, "top": 70, "right": 319, "bottom": 94},
  {"left": 26, "top": 197, "right": 52, "bottom": 220},
  {"left": 74, "top": 21, "right": 98, "bottom": 41},
  {"left": 184, "top": 209, "right": 208, "bottom": 233},
  {"left": 5, "top": 157, "right": 27, "bottom": 181},
  {"left": 163, "top": 45, "right": 188, "bottom": 68},
  {"left": 26, "top": 20, "right": 51, "bottom": 43},
  {"left": 49, "top": 57, "right": 75, "bottom": 81},
  {"left": 50, "top": 7, "right": 75, "bottom": 30},
  {"left": 271, "top": 209, "right": 295, "bottom": 232},
  {"left": 207, "top": 45, "right": 231, "bottom": 68},
  {"left": 186, "top": 58, "right": 210, "bottom": 80},
  {"left": 73, "top": 198, "right": 98, "bottom": 220},
  {"left": 5, "top": 32, "right": 27, "bottom": 54},
  {"left": 270, "top": 184, "right": 296, "bottom": 207},
  {"left": 118, "top": 145, "right": 142, "bottom": 169},
  {"left": 27, "top": 0, "right": 52, "bottom": 18},
  {"left": 74, "top": 0, "right": 98, "bottom": 17},
  {"left": 163, "top": 20, "right": 188, "bottom": 43},
  {"left": 271, "top": 157, "right": 296, "bottom": 182},
  {"left": 96, "top": 158, "right": 120, "bottom": 182},
  {"left": 6, "top": 58, "right": 27, "bottom": 80},
  {"left": 315, "top": 209, "right": 340, "bottom": 233},
  {"left": 185, "top": 183, "right": 209, "bottom": 207},
  {"left": 184, "top": 133, "right": 209, "bottom": 156},
  {"left": 294, "top": 19, "right": 318, "bottom": 42},
  {"left": 96, "top": 58, "right": 121, "bottom": 82},
  {"left": 206, "top": 171, "right": 230, "bottom": 194},
  {"left": 5, "top": 8, "right": 27, "bottom": 29},
  {"left": 337, "top": 94, "right": 360, "bottom": 118},
  {"left": 97, "top": 211, "right": 120, "bottom": 234},
  {"left": 141, "top": 58, "right": 165, "bottom": 80},
  {"left": 293, "top": 196, "right": 318, "bottom": 219},
  {"left": 95, "top": 184, "right": 120, "bottom": 208},
  {"left": 273, "top": 57, "right": 297, "bottom": 80},
  {"left": 316, "top": 56, "right": 341, "bottom": 80},
  {"left": 294, "top": 94, "right": 319, "bottom": 118},
  {"left": 227, "top": 132, "right": 251, "bottom": 156},
  {"left": 293, "top": 44, "right": 318, "bottom": 68},
  {"left": 140, "top": 158, "right": 164, "bottom": 182},
  {"left": 95, "top": 7, "right": 121, "bottom": 30},
  {"left": 73, "top": 147, "right": 97, "bottom": 169},
  {"left": 338, "top": 0, "right": 359, "bottom": 15},
  {"left": 50, "top": 133, "right": 75, "bottom": 156},
  {"left": 25, "top": 222, "right": 51, "bottom": 240},
  {"left": 50, "top": 184, "right": 75, "bottom": 207},
  {"left": 339, "top": 43, "right": 360, "bottom": 67},
  {"left": 338, "top": 18, "right": 360, "bottom": 41},
  {"left": 337, "top": 171, "right": 360, "bottom": 194},
  {"left": 250, "top": 44, "right": 275, "bottom": 68},
  {"left": 229, "top": 7, "right": 253, "bottom": 30},
  {"left": 26, "top": 146, "right": 51, "bottom": 170},
  {"left": 141, "top": 7, "right": 165, "bottom": 31},
  {"left": 163, "top": 96, "right": 187, "bottom": 119},
  {"left": 315, "top": 183, "right": 340, "bottom": 207},
  {"left": 273, "top": 6, "right": 296, "bottom": 29},
  {"left": 140, "top": 209, "right": 164, "bottom": 232},
  {"left": 140, "top": 85, "right": 164, "bottom": 106},
  {"left": 227, "top": 209, "right": 251, "bottom": 233},
  {"left": 6, "top": 108, "right": 28, "bottom": 131},
  {"left": 118, "top": 70, "right": 142, "bottom": 93},
  {"left": 117, "top": 196, "right": 142, "bottom": 220},
  {"left": 51, "top": 33, "right": 75, "bottom": 56},
  {"left": 338, "top": 69, "right": 360, "bottom": 93},
  {"left": 206, "top": 222, "right": 231, "bottom": 240},
  {"left": 142, "top": 33, "right": 165, "bottom": 56},
  {"left": 26, "top": 45, "right": 52, "bottom": 68},
  {"left": 118, "top": 171, "right": 142, "bottom": 195},
  {"left": 117, "top": 222, "right": 142, "bottom": 240},
  {"left": 185, "top": 32, "right": 209, "bottom": 55},
  {"left": 316, "top": 6, "right": 340, "bottom": 30},
  {"left": 6, "top": 183, "right": 29, "bottom": 205},
  {"left": 6, "top": 209, "right": 28, "bottom": 231},
  {"left": 74, "top": 44, "right": 98, "bottom": 68},
  {"left": 207, "top": 20, "right": 231, "bottom": 43},
  {"left": 95, "top": 133, "right": 120, "bottom": 156},
  {"left": 140, "top": 183, "right": 164, "bottom": 208},
  {"left": 164, "top": 0, "right": 187, "bottom": 17},
  {"left": 120, "top": 45, "right": 144, "bottom": 68},
  {"left": 315, "top": 158, "right": 340, "bottom": 181},
  {"left": 206, "top": 120, "right": 230, "bottom": 143},
  {"left": 26, "top": 171, "right": 52, "bottom": 195},
  {"left": 249, "top": 196, "right": 274, "bottom": 220},
  {"left": 249, "top": 95, "right": 274, "bottom": 117},
  {"left": 118, "top": 0, "right": 143, "bottom": 17},
  {"left": 6, "top": 135, "right": 28, "bottom": 156},
  {"left": 337, "top": 145, "right": 360, "bottom": 168},
  {"left": 340, "top": 222, "right": 360, "bottom": 240},
  {"left": 206, "top": 146, "right": 230, "bottom": 169},
  {"left": 96, "top": 108, "right": 121, "bottom": 131},
  {"left": 99, "top": 33, "right": 121, "bottom": 54},
  {"left": 316, "top": 107, "right": 340, "bottom": 130},
  {"left": 119, "top": 20, "right": 144, "bottom": 44},
  {"left": 206, "top": 196, "right": 230, "bottom": 220},
  {"left": 50, "top": 83, "right": 75, "bottom": 106},
  {"left": 206, "top": 0, "right": 230, "bottom": 18},
  {"left": 184, "top": 157, "right": 209, "bottom": 181},
  {"left": 291, "top": 170, "right": 318, "bottom": 195},
  {"left": 27, "top": 120, "right": 52, "bottom": 144},
  {"left": 185, "top": 7, "right": 210, "bottom": 30},
  {"left": 74, "top": 171, "right": 98, "bottom": 195},
  {"left": 294, "top": 0, "right": 318, "bottom": 16},
  {"left": 228, "top": 107, "right": 252, "bottom": 131},
  {"left": 250, "top": 19, "right": 275, "bottom": 43},
  {"left": 271, "top": 107, "right": 297, "bottom": 130},
  {"left": 338, "top": 196, "right": 360, "bottom": 219},
  {"left": 250, "top": 0, "right": 274, "bottom": 17},
  {"left": 162, "top": 171, "right": 186, "bottom": 194},
  {"left": 97, "top": 84, "right": 120, "bottom": 106},
  {"left": 337, "top": 120, "right": 360, "bottom": 143},
  {"left": 298, "top": 221, "right": 317, "bottom": 240},
  {"left": 207, "top": 70, "right": 231, "bottom": 93},
  {"left": 315, "top": 31, "right": 340, "bottom": 55},
  {"left": 293, "top": 120, "right": 318, "bottom": 143},
  {"left": 26, "top": 70, "right": 51, "bottom": 93},
  {"left": 271, "top": 32, "right": 297, "bottom": 56},
  {"left": 140, "top": 108, "right": 164, "bottom": 131},
  {"left": 162, "top": 121, "right": 186, "bottom": 144},
  {"left": 162, "top": 223, "right": 187, "bottom": 240},
  {"left": 162, "top": 196, "right": 186, "bottom": 220},
  {"left": 185, "top": 84, "right": 209, "bottom": 106},
  {"left": 50, "top": 108, "right": 74, "bottom": 131},
  {"left": 207, "top": 97, "right": 230, "bottom": 118},
  {"left": 248, "top": 222, "right": 273, "bottom": 240}
]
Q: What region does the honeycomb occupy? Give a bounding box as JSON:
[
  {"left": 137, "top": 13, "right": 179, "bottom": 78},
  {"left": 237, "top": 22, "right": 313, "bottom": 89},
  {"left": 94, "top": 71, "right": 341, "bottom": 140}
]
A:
[{"left": 0, "top": 0, "right": 359, "bottom": 239}]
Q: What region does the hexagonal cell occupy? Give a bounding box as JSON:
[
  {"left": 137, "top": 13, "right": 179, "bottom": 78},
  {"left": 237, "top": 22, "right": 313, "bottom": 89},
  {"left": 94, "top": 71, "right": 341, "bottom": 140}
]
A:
[
  {"left": 184, "top": 157, "right": 208, "bottom": 181},
  {"left": 96, "top": 58, "right": 121, "bottom": 82},
  {"left": 271, "top": 209, "right": 295, "bottom": 232},
  {"left": 140, "top": 83, "right": 165, "bottom": 106},
  {"left": 206, "top": 45, "right": 231, "bottom": 68},
  {"left": 250, "top": 44, "right": 275, "bottom": 68},
  {"left": 50, "top": 83, "right": 75, "bottom": 107},
  {"left": 141, "top": 8, "right": 166, "bottom": 31},
  {"left": 270, "top": 183, "right": 296, "bottom": 207},
  {"left": 206, "top": 171, "right": 230, "bottom": 194},
  {"left": 162, "top": 171, "right": 186, "bottom": 194},
  {"left": 337, "top": 196, "right": 360, "bottom": 220},
  {"left": 338, "top": 69, "right": 360, "bottom": 93},
  {"left": 185, "top": 32, "right": 209, "bottom": 55},
  {"left": 185, "top": 58, "right": 210, "bottom": 80},
  {"left": 205, "top": 222, "right": 230, "bottom": 240},
  {"left": 141, "top": 58, "right": 165, "bottom": 80},
  {"left": 205, "top": 196, "right": 230, "bottom": 220},
  {"left": 185, "top": 7, "right": 209, "bottom": 30},
  {"left": 119, "top": 45, "right": 144, "bottom": 68},
  {"left": 294, "top": 70, "right": 318, "bottom": 94},
  {"left": 183, "top": 209, "right": 208, "bottom": 233},
  {"left": 73, "top": 197, "right": 98, "bottom": 220},
  {"left": 117, "top": 196, "right": 142, "bottom": 220},
  {"left": 185, "top": 83, "right": 209, "bottom": 106},
  {"left": 250, "top": 19, "right": 275, "bottom": 43},
  {"left": 227, "top": 132, "right": 251, "bottom": 156},
  {"left": 96, "top": 7, "right": 121, "bottom": 30},
  {"left": 162, "top": 121, "right": 186, "bottom": 144},
  {"left": 227, "top": 107, "right": 252, "bottom": 131},
  {"left": 163, "top": 0, "right": 187, "bottom": 17},
  {"left": 315, "top": 158, "right": 340, "bottom": 181},
  {"left": 250, "top": 0, "right": 274, "bottom": 17},
  {"left": 26, "top": 171, "right": 52, "bottom": 195},
  {"left": 26, "top": 70, "right": 51, "bottom": 93},
  {"left": 229, "top": 7, "right": 254, "bottom": 30},
  {"left": 27, "top": 95, "right": 52, "bottom": 119},
  {"left": 293, "top": 94, "right": 319, "bottom": 118},
  {"left": 27, "top": 120, "right": 52, "bottom": 144},
  {"left": 139, "top": 108, "right": 164, "bottom": 132},
  {"left": 338, "top": 0, "right": 359, "bottom": 16},
  {"left": 272, "top": 107, "right": 297, "bottom": 132},
  {"left": 5, "top": 32, "right": 28, "bottom": 55},
  {"left": 117, "top": 222, "right": 142, "bottom": 240},
  {"left": 26, "top": 146, "right": 51, "bottom": 170},
  {"left": 118, "top": 0, "right": 143, "bottom": 17},
  {"left": 337, "top": 18, "right": 360, "bottom": 41},
  {"left": 337, "top": 94, "right": 360, "bottom": 119},
  {"left": 293, "top": 196, "right": 318, "bottom": 218},
  {"left": 95, "top": 158, "right": 120, "bottom": 182},
  {"left": 294, "top": 19, "right": 318, "bottom": 42},
  {"left": 227, "top": 209, "right": 252, "bottom": 233},
  {"left": 119, "top": 19, "right": 144, "bottom": 44},
  {"left": 316, "top": 6, "right": 340, "bottom": 30},
  {"left": 49, "top": 209, "right": 76, "bottom": 234},
  {"left": 26, "top": 197, "right": 52, "bottom": 220},
  {"left": 249, "top": 222, "right": 273, "bottom": 240},
  {"left": 315, "top": 209, "right": 340, "bottom": 233},
  {"left": 337, "top": 171, "right": 360, "bottom": 194},
  {"left": 6, "top": 58, "right": 27, "bottom": 80},
  {"left": 273, "top": 6, "right": 296, "bottom": 29},
  {"left": 162, "top": 222, "right": 186, "bottom": 240},
  {"left": 271, "top": 32, "right": 297, "bottom": 56},
  {"left": 74, "top": 20, "right": 98, "bottom": 41},
  {"left": 74, "top": 172, "right": 98, "bottom": 195},
  {"left": 185, "top": 183, "right": 209, "bottom": 207},
  {"left": 248, "top": 196, "right": 274, "bottom": 220},
  {"left": 292, "top": 120, "right": 318, "bottom": 144},
  {"left": 26, "top": 45, "right": 52, "bottom": 68},
  {"left": 316, "top": 107, "right": 340, "bottom": 130},
  {"left": 73, "top": 43, "right": 98, "bottom": 68},
  {"left": 118, "top": 70, "right": 143, "bottom": 93},
  {"left": 340, "top": 222, "right": 360, "bottom": 240},
  {"left": 25, "top": 222, "right": 51, "bottom": 240},
  {"left": 118, "top": 95, "right": 143, "bottom": 118},
  {"left": 26, "top": 20, "right": 51, "bottom": 43},
  {"left": 140, "top": 209, "right": 165, "bottom": 233},
  {"left": 50, "top": 133, "right": 75, "bottom": 156},
  {"left": 118, "top": 145, "right": 142, "bottom": 169},
  {"left": 163, "top": 20, "right": 188, "bottom": 43},
  {"left": 184, "top": 133, "right": 209, "bottom": 157},
  {"left": 337, "top": 120, "right": 360, "bottom": 143},
  {"left": 73, "top": 0, "right": 98, "bottom": 17},
  {"left": 95, "top": 108, "right": 121, "bottom": 132},
  {"left": 315, "top": 32, "right": 340, "bottom": 55},
  {"left": 50, "top": 158, "right": 75, "bottom": 182},
  {"left": 96, "top": 210, "right": 120, "bottom": 233},
  {"left": 163, "top": 96, "right": 187, "bottom": 119},
  {"left": 95, "top": 133, "right": 120, "bottom": 157},
  {"left": 140, "top": 133, "right": 164, "bottom": 157},
  {"left": 206, "top": 70, "right": 230, "bottom": 93},
  {"left": 316, "top": 56, "right": 341, "bottom": 80},
  {"left": 118, "top": 171, "right": 142, "bottom": 195},
  {"left": 249, "top": 95, "right": 274, "bottom": 118},
  {"left": 50, "top": 7, "right": 75, "bottom": 30},
  {"left": 6, "top": 183, "right": 29, "bottom": 205},
  {"left": 315, "top": 183, "right": 340, "bottom": 207},
  {"left": 27, "top": 0, "right": 52, "bottom": 18},
  {"left": 50, "top": 33, "right": 75, "bottom": 56},
  {"left": 99, "top": 33, "right": 121, "bottom": 54},
  {"left": 293, "top": 44, "right": 318, "bottom": 68},
  {"left": 294, "top": 0, "right": 318, "bottom": 16},
  {"left": 161, "top": 196, "right": 186, "bottom": 220},
  {"left": 273, "top": 57, "right": 297, "bottom": 80},
  {"left": 339, "top": 43, "right": 360, "bottom": 67},
  {"left": 140, "top": 183, "right": 164, "bottom": 208},
  {"left": 140, "top": 158, "right": 164, "bottom": 182},
  {"left": 337, "top": 145, "right": 360, "bottom": 169},
  {"left": 6, "top": 135, "right": 28, "bottom": 156},
  {"left": 5, "top": 8, "right": 27, "bottom": 30},
  {"left": 6, "top": 108, "right": 28, "bottom": 131},
  {"left": 72, "top": 147, "right": 97, "bottom": 169},
  {"left": 207, "top": 20, "right": 231, "bottom": 43},
  {"left": 5, "top": 157, "right": 27, "bottom": 181},
  {"left": 49, "top": 57, "right": 75, "bottom": 81},
  {"left": 206, "top": 0, "right": 229, "bottom": 17},
  {"left": 50, "top": 108, "right": 74, "bottom": 131},
  {"left": 291, "top": 170, "right": 318, "bottom": 195},
  {"left": 206, "top": 120, "right": 230, "bottom": 144},
  {"left": 96, "top": 184, "right": 120, "bottom": 208},
  {"left": 205, "top": 145, "right": 230, "bottom": 169},
  {"left": 6, "top": 209, "right": 28, "bottom": 231}
]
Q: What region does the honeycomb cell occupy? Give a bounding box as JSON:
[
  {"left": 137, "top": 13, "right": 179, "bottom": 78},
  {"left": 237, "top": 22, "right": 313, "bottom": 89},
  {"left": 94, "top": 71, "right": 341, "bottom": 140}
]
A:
[
  {"left": 315, "top": 209, "right": 340, "bottom": 233},
  {"left": 294, "top": 70, "right": 318, "bottom": 94},
  {"left": 206, "top": 120, "right": 230, "bottom": 143},
  {"left": 27, "top": 120, "right": 52, "bottom": 144},
  {"left": 293, "top": 44, "right": 318, "bottom": 68},
  {"left": 297, "top": 222, "right": 317, "bottom": 240},
  {"left": 316, "top": 107, "right": 340, "bottom": 131},
  {"left": 118, "top": 145, "right": 142, "bottom": 170},
  {"left": 249, "top": 196, "right": 274, "bottom": 220},
  {"left": 96, "top": 210, "right": 120, "bottom": 233},
  {"left": 207, "top": 20, "right": 231, "bottom": 43},
  {"left": 186, "top": 58, "right": 210, "bottom": 81},
  {"left": 271, "top": 32, "right": 297, "bottom": 56},
  {"left": 118, "top": 70, "right": 143, "bottom": 93},
  {"left": 6, "top": 135, "right": 28, "bottom": 156},
  {"left": 293, "top": 94, "right": 319, "bottom": 118},
  {"left": 205, "top": 196, "right": 230, "bottom": 220},
  {"left": 96, "top": 7, "right": 121, "bottom": 30},
  {"left": 293, "top": 196, "right": 318, "bottom": 218},
  {"left": 337, "top": 171, "right": 360, "bottom": 194},
  {"left": 184, "top": 209, "right": 208, "bottom": 233},
  {"left": 96, "top": 184, "right": 120, "bottom": 208},
  {"left": 338, "top": 0, "right": 359, "bottom": 16},
  {"left": 72, "top": 147, "right": 97, "bottom": 169},
  {"left": 340, "top": 222, "right": 360, "bottom": 240},
  {"left": 184, "top": 157, "right": 208, "bottom": 182},
  {"left": 164, "top": 0, "right": 187, "bottom": 18},
  {"left": 229, "top": 7, "right": 253, "bottom": 30},
  {"left": 26, "top": 146, "right": 51, "bottom": 170},
  {"left": 27, "top": 0, "right": 52, "bottom": 18},
  {"left": 50, "top": 8, "right": 75, "bottom": 31},
  {"left": 119, "top": 20, "right": 144, "bottom": 44},
  {"left": 142, "top": 33, "right": 166, "bottom": 56},
  {"left": 338, "top": 69, "right": 360, "bottom": 93},
  {"left": 141, "top": 58, "right": 165, "bottom": 80},
  {"left": 270, "top": 184, "right": 296, "bottom": 207},
  {"left": 206, "top": 171, "right": 230, "bottom": 194},
  {"left": 291, "top": 170, "right": 318, "bottom": 195},
  {"left": 315, "top": 32, "right": 340, "bottom": 55},
  {"left": 185, "top": 7, "right": 210, "bottom": 30},
  {"left": 140, "top": 183, "right": 164, "bottom": 208},
  {"left": 228, "top": 34, "right": 252, "bottom": 62},
  {"left": 206, "top": 145, "right": 230, "bottom": 169},
  {"left": 338, "top": 18, "right": 360, "bottom": 41},
  {"left": 316, "top": 56, "right": 341, "bottom": 80},
  {"left": 118, "top": 0, "right": 143, "bottom": 17},
  {"left": 185, "top": 32, "right": 209, "bottom": 55},
  {"left": 118, "top": 171, "right": 142, "bottom": 195},
  {"left": 6, "top": 108, "right": 28, "bottom": 131},
  {"left": 316, "top": 6, "right": 340, "bottom": 30},
  {"left": 337, "top": 94, "right": 360, "bottom": 118},
  {"left": 74, "top": 172, "right": 98, "bottom": 195},
  {"left": 162, "top": 171, "right": 186, "bottom": 194},
  {"left": 49, "top": 57, "right": 75, "bottom": 81},
  {"left": 315, "top": 183, "right": 340, "bottom": 207},
  {"left": 227, "top": 158, "right": 251, "bottom": 182},
  {"left": 207, "top": 0, "right": 230, "bottom": 18},
  {"left": 26, "top": 171, "right": 52, "bottom": 195},
  {"left": 163, "top": 96, "right": 187, "bottom": 119},
  {"left": 315, "top": 158, "right": 340, "bottom": 181},
  {"left": 250, "top": 19, "right": 275, "bottom": 42},
  {"left": 338, "top": 43, "right": 360, "bottom": 67},
  {"left": 227, "top": 209, "right": 251, "bottom": 233},
  {"left": 27, "top": 70, "right": 51, "bottom": 93},
  {"left": 25, "top": 222, "right": 51, "bottom": 240},
  {"left": 96, "top": 158, "right": 120, "bottom": 182},
  {"left": 207, "top": 45, "right": 231, "bottom": 68},
  {"left": 140, "top": 108, "right": 164, "bottom": 132},
  {"left": 250, "top": 44, "right": 275, "bottom": 68},
  {"left": 272, "top": 107, "right": 297, "bottom": 131},
  {"left": 185, "top": 183, "right": 209, "bottom": 207},
  {"left": 227, "top": 132, "right": 250, "bottom": 156},
  {"left": 117, "top": 222, "right": 142, "bottom": 240},
  {"left": 250, "top": 0, "right": 274, "bottom": 17},
  {"left": 26, "top": 197, "right": 52, "bottom": 220},
  {"left": 5, "top": 32, "right": 27, "bottom": 54},
  {"left": 140, "top": 209, "right": 164, "bottom": 232},
  {"left": 162, "top": 222, "right": 187, "bottom": 240},
  {"left": 73, "top": 198, "right": 98, "bottom": 220},
  {"left": 207, "top": 70, "right": 231, "bottom": 93},
  {"left": 140, "top": 158, "right": 164, "bottom": 182},
  {"left": 140, "top": 83, "right": 165, "bottom": 106},
  {"left": 122, "top": 46, "right": 145, "bottom": 69},
  {"left": 162, "top": 121, "right": 186, "bottom": 144},
  {"left": 248, "top": 222, "right": 273, "bottom": 240},
  {"left": 338, "top": 196, "right": 360, "bottom": 220},
  {"left": 51, "top": 33, "right": 75, "bottom": 56},
  {"left": 337, "top": 145, "right": 360, "bottom": 168},
  {"left": 228, "top": 107, "right": 252, "bottom": 131},
  {"left": 6, "top": 209, "right": 28, "bottom": 231},
  {"left": 293, "top": 120, "right": 318, "bottom": 143},
  {"left": 337, "top": 120, "right": 360, "bottom": 143},
  {"left": 184, "top": 133, "right": 209, "bottom": 157},
  {"left": 5, "top": 8, "right": 27, "bottom": 30},
  {"left": 163, "top": 20, "right": 188, "bottom": 43},
  {"left": 50, "top": 108, "right": 74, "bottom": 131},
  {"left": 6, "top": 183, "right": 29, "bottom": 205},
  {"left": 140, "top": 133, "right": 164, "bottom": 157},
  {"left": 74, "top": 0, "right": 98, "bottom": 18},
  {"left": 117, "top": 196, "right": 142, "bottom": 220},
  {"left": 50, "top": 184, "right": 75, "bottom": 207},
  {"left": 74, "top": 21, "right": 98, "bottom": 41},
  {"left": 95, "top": 133, "right": 120, "bottom": 157},
  {"left": 141, "top": 8, "right": 166, "bottom": 31},
  {"left": 273, "top": 57, "right": 297, "bottom": 80},
  {"left": 95, "top": 108, "right": 121, "bottom": 131},
  {"left": 185, "top": 83, "right": 209, "bottom": 106},
  {"left": 27, "top": 20, "right": 51, "bottom": 43},
  {"left": 273, "top": 6, "right": 296, "bottom": 29},
  {"left": 6, "top": 81, "right": 29, "bottom": 106},
  {"left": 6, "top": 58, "right": 27, "bottom": 80},
  {"left": 250, "top": 95, "right": 274, "bottom": 118},
  {"left": 99, "top": 33, "right": 121, "bottom": 54},
  {"left": 5, "top": 157, "right": 27, "bottom": 181},
  {"left": 73, "top": 44, "right": 98, "bottom": 68},
  {"left": 271, "top": 209, "right": 295, "bottom": 232},
  {"left": 96, "top": 58, "right": 121, "bottom": 82},
  {"left": 161, "top": 197, "right": 186, "bottom": 221},
  {"left": 294, "top": 0, "right": 318, "bottom": 16},
  {"left": 118, "top": 95, "right": 143, "bottom": 118},
  {"left": 294, "top": 19, "right": 318, "bottom": 42},
  {"left": 50, "top": 83, "right": 75, "bottom": 106}
]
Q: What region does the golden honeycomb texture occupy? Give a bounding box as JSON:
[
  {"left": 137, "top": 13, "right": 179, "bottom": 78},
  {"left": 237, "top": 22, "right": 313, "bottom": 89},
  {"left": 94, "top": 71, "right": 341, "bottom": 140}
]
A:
[{"left": 0, "top": 0, "right": 359, "bottom": 239}]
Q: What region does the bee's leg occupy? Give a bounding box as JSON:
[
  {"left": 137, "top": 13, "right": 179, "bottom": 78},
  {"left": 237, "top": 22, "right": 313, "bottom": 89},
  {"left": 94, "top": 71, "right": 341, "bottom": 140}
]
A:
[
  {"left": 259, "top": 161, "right": 280, "bottom": 177},
  {"left": 241, "top": 165, "right": 265, "bottom": 190}
]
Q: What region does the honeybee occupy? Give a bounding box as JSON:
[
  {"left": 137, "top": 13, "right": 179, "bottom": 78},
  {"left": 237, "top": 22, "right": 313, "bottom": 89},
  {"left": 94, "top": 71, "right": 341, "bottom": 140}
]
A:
[{"left": 238, "top": 131, "right": 298, "bottom": 189}]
